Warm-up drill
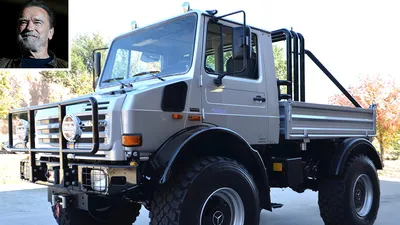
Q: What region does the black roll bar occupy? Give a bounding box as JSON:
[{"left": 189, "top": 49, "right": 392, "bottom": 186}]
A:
[
  {"left": 271, "top": 28, "right": 361, "bottom": 108},
  {"left": 271, "top": 29, "right": 293, "bottom": 96},
  {"left": 304, "top": 50, "right": 361, "bottom": 108}
]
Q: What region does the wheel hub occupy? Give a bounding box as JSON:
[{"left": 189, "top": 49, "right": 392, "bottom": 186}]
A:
[
  {"left": 202, "top": 196, "right": 231, "bottom": 225},
  {"left": 212, "top": 210, "right": 225, "bottom": 225},
  {"left": 352, "top": 174, "right": 373, "bottom": 217},
  {"left": 200, "top": 187, "right": 244, "bottom": 225}
]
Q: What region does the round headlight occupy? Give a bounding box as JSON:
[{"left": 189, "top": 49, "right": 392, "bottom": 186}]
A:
[
  {"left": 16, "top": 119, "right": 29, "bottom": 142},
  {"left": 62, "top": 115, "right": 82, "bottom": 142}
]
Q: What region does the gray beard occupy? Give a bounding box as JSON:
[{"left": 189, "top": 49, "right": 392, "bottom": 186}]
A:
[{"left": 17, "top": 36, "right": 45, "bottom": 52}]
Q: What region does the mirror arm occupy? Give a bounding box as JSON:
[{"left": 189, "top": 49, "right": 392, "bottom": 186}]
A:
[
  {"left": 211, "top": 10, "right": 246, "bottom": 24},
  {"left": 214, "top": 74, "right": 226, "bottom": 86}
]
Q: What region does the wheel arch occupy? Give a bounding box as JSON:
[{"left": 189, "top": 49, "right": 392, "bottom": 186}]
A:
[
  {"left": 330, "top": 137, "right": 383, "bottom": 176},
  {"left": 150, "top": 125, "right": 272, "bottom": 211}
]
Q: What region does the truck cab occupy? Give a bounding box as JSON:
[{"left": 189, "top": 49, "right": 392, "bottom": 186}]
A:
[{"left": 91, "top": 9, "right": 280, "bottom": 154}]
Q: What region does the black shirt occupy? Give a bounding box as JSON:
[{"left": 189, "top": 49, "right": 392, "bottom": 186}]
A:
[{"left": 21, "top": 56, "right": 53, "bottom": 68}]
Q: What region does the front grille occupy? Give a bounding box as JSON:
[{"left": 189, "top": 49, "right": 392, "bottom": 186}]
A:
[
  {"left": 36, "top": 114, "right": 108, "bottom": 148},
  {"left": 84, "top": 101, "right": 110, "bottom": 112}
]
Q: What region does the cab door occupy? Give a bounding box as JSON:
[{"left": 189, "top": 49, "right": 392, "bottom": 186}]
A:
[{"left": 200, "top": 17, "right": 269, "bottom": 145}]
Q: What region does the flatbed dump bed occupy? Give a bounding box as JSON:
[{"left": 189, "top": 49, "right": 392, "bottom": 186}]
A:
[{"left": 279, "top": 100, "right": 376, "bottom": 140}]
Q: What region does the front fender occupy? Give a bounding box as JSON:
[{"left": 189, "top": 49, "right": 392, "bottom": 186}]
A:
[
  {"left": 150, "top": 125, "right": 209, "bottom": 176},
  {"left": 150, "top": 125, "right": 272, "bottom": 211}
]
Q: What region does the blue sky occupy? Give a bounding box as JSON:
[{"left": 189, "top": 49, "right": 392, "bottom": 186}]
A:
[{"left": 69, "top": 0, "right": 399, "bottom": 104}]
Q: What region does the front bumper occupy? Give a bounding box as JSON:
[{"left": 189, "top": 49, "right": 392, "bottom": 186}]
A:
[{"left": 20, "top": 158, "right": 138, "bottom": 195}]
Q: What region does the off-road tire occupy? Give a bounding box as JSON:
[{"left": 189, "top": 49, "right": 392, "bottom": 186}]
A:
[
  {"left": 51, "top": 201, "right": 141, "bottom": 225},
  {"left": 149, "top": 156, "right": 260, "bottom": 225},
  {"left": 318, "top": 155, "right": 380, "bottom": 225}
]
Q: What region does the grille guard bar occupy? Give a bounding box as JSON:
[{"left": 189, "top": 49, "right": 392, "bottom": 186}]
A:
[{"left": 7, "top": 97, "right": 100, "bottom": 155}]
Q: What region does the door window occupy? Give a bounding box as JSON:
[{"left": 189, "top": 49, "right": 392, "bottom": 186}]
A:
[{"left": 204, "top": 21, "right": 258, "bottom": 80}]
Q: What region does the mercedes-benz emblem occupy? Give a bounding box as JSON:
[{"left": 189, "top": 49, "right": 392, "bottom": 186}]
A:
[{"left": 212, "top": 210, "right": 224, "bottom": 225}]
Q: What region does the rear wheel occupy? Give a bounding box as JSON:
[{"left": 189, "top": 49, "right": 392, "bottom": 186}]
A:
[
  {"left": 318, "top": 155, "right": 380, "bottom": 225},
  {"left": 149, "top": 156, "right": 260, "bottom": 225}
]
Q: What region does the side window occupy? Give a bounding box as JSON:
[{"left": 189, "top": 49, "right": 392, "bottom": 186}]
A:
[{"left": 204, "top": 21, "right": 258, "bottom": 80}]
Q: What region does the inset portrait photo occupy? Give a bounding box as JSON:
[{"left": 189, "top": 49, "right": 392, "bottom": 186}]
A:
[{"left": 0, "top": 0, "right": 69, "bottom": 69}]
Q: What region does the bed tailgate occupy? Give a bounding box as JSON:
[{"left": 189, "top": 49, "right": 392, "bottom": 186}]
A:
[{"left": 279, "top": 101, "right": 376, "bottom": 140}]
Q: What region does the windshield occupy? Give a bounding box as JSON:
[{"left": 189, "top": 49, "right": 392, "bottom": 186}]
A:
[{"left": 100, "top": 13, "right": 198, "bottom": 87}]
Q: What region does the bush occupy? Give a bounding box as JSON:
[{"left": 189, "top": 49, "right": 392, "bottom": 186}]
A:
[{"left": 385, "top": 150, "right": 400, "bottom": 161}]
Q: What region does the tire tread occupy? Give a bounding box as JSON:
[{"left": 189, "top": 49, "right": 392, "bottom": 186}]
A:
[
  {"left": 149, "top": 156, "right": 242, "bottom": 225},
  {"left": 318, "top": 155, "right": 379, "bottom": 225}
]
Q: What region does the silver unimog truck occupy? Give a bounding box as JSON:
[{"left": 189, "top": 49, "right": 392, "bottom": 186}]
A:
[{"left": 7, "top": 3, "right": 382, "bottom": 225}]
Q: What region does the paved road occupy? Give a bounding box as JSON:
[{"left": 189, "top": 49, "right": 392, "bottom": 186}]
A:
[{"left": 0, "top": 178, "right": 399, "bottom": 225}]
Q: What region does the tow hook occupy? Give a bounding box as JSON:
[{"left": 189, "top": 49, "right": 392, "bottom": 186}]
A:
[
  {"left": 52, "top": 194, "right": 67, "bottom": 209},
  {"left": 55, "top": 202, "right": 61, "bottom": 218}
]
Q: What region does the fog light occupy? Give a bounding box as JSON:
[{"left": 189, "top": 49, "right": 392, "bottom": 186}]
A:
[{"left": 91, "top": 170, "right": 107, "bottom": 192}]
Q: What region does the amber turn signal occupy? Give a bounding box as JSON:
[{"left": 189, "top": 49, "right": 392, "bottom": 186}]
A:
[
  {"left": 122, "top": 134, "right": 142, "bottom": 147},
  {"left": 189, "top": 115, "right": 201, "bottom": 121},
  {"left": 172, "top": 114, "right": 183, "bottom": 119}
]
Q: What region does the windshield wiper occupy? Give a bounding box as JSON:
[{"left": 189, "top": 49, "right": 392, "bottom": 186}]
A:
[
  {"left": 102, "top": 77, "right": 132, "bottom": 88},
  {"left": 131, "top": 70, "right": 165, "bottom": 81}
]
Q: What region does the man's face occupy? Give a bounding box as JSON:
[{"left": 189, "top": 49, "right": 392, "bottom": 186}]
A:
[{"left": 17, "top": 6, "right": 54, "bottom": 52}]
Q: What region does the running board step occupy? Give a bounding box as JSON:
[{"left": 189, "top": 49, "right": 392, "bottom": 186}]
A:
[{"left": 271, "top": 203, "right": 283, "bottom": 209}]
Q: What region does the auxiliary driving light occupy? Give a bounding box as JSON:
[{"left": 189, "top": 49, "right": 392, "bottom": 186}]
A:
[
  {"left": 16, "top": 119, "right": 29, "bottom": 142},
  {"left": 61, "top": 115, "right": 82, "bottom": 142},
  {"left": 91, "top": 169, "right": 107, "bottom": 192}
]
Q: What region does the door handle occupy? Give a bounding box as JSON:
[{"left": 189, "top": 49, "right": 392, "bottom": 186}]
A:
[{"left": 253, "top": 95, "right": 266, "bottom": 103}]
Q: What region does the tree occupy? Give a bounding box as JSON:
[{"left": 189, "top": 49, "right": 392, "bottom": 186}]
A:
[
  {"left": 273, "top": 44, "right": 288, "bottom": 94},
  {"left": 0, "top": 72, "right": 23, "bottom": 119},
  {"left": 273, "top": 44, "right": 287, "bottom": 80},
  {"left": 40, "top": 70, "right": 93, "bottom": 97},
  {"left": 329, "top": 74, "right": 400, "bottom": 160},
  {"left": 40, "top": 32, "right": 110, "bottom": 98},
  {"left": 71, "top": 32, "right": 109, "bottom": 75}
]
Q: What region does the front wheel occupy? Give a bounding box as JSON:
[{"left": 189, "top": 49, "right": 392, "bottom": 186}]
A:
[
  {"left": 318, "top": 155, "right": 380, "bottom": 225},
  {"left": 150, "top": 156, "right": 261, "bottom": 225},
  {"left": 51, "top": 200, "right": 141, "bottom": 225}
]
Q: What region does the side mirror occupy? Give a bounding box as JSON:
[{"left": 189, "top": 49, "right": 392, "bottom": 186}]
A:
[
  {"left": 93, "top": 52, "right": 101, "bottom": 90},
  {"left": 94, "top": 52, "right": 101, "bottom": 77},
  {"left": 232, "top": 26, "right": 251, "bottom": 61},
  {"left": 214, "top": 25, "right": 251, "bottom": 86},
  {"left": 91, "top": 47, "right": 109, "bottom": 90}
]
